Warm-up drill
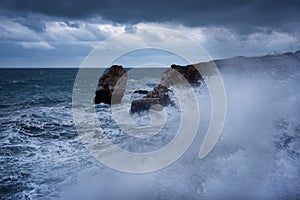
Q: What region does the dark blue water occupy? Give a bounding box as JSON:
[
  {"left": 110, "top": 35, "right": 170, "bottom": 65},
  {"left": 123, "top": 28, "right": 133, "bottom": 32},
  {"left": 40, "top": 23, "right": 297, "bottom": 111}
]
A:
[
  {"left": 0, "top": 69, "right": 84, "bottom": 199},
  {"left": 0, "top": 68, "right": 174, "bottom": 200}
]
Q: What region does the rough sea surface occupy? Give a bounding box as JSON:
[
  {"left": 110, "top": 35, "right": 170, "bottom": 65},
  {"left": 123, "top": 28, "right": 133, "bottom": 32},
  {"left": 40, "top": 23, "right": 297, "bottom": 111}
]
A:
[{"left": 1, "top": 53, "right": 300, "bottom": 199}]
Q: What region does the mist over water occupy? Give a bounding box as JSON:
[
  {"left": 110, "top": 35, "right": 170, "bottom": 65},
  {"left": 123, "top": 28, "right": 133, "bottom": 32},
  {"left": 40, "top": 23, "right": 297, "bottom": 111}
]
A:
[{"left": 0, "top": 53, "right": 299, "bottom": 199}]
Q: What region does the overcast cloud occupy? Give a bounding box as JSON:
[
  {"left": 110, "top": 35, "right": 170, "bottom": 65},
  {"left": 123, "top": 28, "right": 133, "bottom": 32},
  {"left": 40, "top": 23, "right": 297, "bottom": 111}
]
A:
[{"left": 0, "top": 0, "right": 299, "bottom": 67}]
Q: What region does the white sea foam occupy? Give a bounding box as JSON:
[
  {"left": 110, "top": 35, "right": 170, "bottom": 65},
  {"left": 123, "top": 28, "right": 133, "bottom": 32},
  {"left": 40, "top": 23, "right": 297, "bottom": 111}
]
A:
[
  {"left": 1, "top": 55, "right": 299, "bottom": 199},
  {"left": 61, "top": 55, "right": 300, "bottom": 199}
]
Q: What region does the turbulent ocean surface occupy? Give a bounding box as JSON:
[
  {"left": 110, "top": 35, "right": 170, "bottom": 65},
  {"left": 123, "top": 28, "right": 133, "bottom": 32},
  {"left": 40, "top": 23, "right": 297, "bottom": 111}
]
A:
[{"left": 1, "top": 53, "right": 300, "bottom": 199}]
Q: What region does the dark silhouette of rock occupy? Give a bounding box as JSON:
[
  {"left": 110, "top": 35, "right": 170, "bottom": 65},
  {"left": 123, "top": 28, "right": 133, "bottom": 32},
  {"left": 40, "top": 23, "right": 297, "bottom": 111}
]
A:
[
  {"left": 94, "top": 65, "right": 127, "bottom": 104},
  {"left": 130, "top": 85, "right": 170, "bottom": 113},
  {"left": 133, "top": 90, "right": 149, "bottom": 94},
  {"left": 143, "top": 85, "right": 170, "bottom": 106},
  {"left": 131, "top": 98, "right": 162, "bottom": 113},
  {"left": 130, "top": 64, "right": 204, "bottom": 113},
  {"left": 161, "top": 64, "right": 203, "bottom": 87},
  {"left": 94, "top": 64, "right": 203, "bottom": 112}
]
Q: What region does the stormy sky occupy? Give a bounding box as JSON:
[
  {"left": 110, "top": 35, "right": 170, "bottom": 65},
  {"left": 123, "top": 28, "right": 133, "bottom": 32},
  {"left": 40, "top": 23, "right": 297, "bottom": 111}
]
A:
[{"left": 0, "top": 0, "right": 300, "bottom": 67}]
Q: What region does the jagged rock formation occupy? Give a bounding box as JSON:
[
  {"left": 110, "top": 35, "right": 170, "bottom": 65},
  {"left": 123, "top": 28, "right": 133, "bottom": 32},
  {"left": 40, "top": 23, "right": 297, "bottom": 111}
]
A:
[
  {"left": 94, "top": 64, "right": 203, "bottom": 112},
  {"left": 93, "top": 50, "right": 300, "bottom": 113},
  {"left": 131, "top": 98, "right": 162, "bottom": 113},
  {"left": 130, "top": 85, "right": 170, "bottom": 113},
  {"left": 130, "top": 64, "right": 203, "bottom": 113},
  {"left": 94, "top": 65, "right": 127, "bottom": 104},
  {"left": 160, "top": 64, "right": 203, "bottom": 87}
]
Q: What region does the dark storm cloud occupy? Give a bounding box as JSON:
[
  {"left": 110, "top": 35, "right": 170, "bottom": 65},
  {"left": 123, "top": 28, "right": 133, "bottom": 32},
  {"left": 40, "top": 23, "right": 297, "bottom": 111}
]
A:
[
  {"left": 0, "top": 0, "right": 300, "bottom": 30},
  {"left": 14, "top": 16, "right": 45, "bottom": 32},
  {"left": 1, "top": 0, "right": 300, "bottom": 67}
]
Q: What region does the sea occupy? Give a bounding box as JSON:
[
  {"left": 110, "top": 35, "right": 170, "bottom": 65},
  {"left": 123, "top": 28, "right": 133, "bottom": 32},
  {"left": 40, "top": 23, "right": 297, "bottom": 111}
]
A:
[{"left": 0, "top": 54, "right": 300, "bottom": 200}]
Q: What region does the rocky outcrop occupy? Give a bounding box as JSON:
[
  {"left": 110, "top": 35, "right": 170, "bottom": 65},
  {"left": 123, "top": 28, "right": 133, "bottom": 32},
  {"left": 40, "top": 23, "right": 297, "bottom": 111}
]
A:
[
  {"left": 131, "top": 98, "right": 162, "bottom": 113},
  {"left": 133, "top": 90, "right": 149, "bottom": 94},
  {"left": 161, "top": 64, "right": 203, "bottom": 87},
  {"left": 94, "top": 64, "right": 203, "bottom": 112},
  {"left": 130, "top": 64, "right": 203, "bottom": 113},
  {"left": 143, "top": 85, "right": 170, "bottom": 106},
  {"left": 94, "top": 65, "right": 127, "bottom": 104},
  {"left": 130, "top": 85, "right": 170, "bottom": 113}
]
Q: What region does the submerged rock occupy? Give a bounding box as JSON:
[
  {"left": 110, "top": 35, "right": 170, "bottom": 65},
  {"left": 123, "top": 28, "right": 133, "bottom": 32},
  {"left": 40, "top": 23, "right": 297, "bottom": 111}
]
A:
[{"left": 94, "top": 65, "right": 127, "bottom": 104}]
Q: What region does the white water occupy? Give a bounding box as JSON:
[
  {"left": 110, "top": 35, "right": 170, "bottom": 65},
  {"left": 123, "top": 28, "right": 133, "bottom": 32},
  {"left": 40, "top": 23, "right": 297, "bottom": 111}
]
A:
[
  {"left": 63, "top": 54, "right": 300, "bottom": 200},
  {"left": 1, "top": 54, "right": 299, "bottom": 200}
]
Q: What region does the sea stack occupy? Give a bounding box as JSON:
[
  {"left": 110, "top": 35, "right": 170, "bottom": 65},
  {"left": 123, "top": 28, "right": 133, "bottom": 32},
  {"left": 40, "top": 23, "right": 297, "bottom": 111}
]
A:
[
  {"left": 130, "top": 64, "right": 203, "bottom": 113},
  {"left": 160, "top": 64, "right": 203, "bottom": 87},
  {"left": 94, "top": 65, "right": 128, "bottom": 104}
]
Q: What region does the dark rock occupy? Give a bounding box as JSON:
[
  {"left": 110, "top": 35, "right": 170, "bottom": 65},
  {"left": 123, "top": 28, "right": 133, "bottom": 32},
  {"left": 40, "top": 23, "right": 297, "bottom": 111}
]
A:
[
  {"left": 161, "top": 64, "right": 203, "bottom": 87},
  {"left": 95, "top": 88, "right": 111, "bottom": 104},
  {"left": 131, "top": 98, "right": 162, "bottom": 113},
  {"left": 130, "top": 64, "right": 204, "bottom": 113},
  {"left": 144, "top": 85, "right": 170, "bottom": 106},
  {"left": 94, "top": 65, "right": 127, "bottom": 104},
  {"left": 133, "top": 90, "right": 149, "bottom": 94},
  {"left": 130, "top": 85, "right": 170, "bottom": 113},
  {"left": 129, "top": 64, "right": 203, "bottom": 113}
]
